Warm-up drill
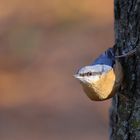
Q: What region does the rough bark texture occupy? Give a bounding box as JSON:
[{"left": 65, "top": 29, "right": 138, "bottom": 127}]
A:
[{"left": 110, "top": 0, "right": 140, "bottom": 140}]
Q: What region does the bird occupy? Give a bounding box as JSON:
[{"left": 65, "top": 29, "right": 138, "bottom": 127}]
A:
[{"left": 74, "top": 48, "right": 123, "bottom": 101}]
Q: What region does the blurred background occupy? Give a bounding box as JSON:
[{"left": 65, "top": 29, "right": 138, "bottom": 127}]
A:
[{"left": 0, "top": 0, "right": 114, "bottom": 140}]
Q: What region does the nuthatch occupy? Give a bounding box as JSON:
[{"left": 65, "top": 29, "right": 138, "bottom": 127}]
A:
[{"left": 74, "top": 48, "right": 123, "bottom": 101}]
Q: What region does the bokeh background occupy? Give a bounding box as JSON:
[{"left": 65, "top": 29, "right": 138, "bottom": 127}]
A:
[{"left": 0, "top": 1, "right": 114, "bottom": 140}]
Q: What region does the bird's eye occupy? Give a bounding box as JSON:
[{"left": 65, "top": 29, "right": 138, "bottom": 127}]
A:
[
  {"left": 86, "top": 72, "right": 92, "bottom": 76},
  {"left": 89, "top": 72, "right": 92, "bottom": 76}
]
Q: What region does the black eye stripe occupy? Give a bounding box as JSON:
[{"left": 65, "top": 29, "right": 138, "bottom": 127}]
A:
[{"left": 79, "top": 72, "right": 101, "bottom": 76}]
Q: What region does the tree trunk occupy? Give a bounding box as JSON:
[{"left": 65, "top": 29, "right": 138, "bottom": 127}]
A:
[{"left": 110, "top": 0, "right": 140, "bottom": 140}]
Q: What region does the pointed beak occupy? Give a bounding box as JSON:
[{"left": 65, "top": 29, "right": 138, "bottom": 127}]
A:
[
  {"left": 73, "top": 74, "right": 79, "bottom": 79},
  {"left": 74, "top": 74, "right": 88, "bottom": 85},
  {"left": 74, "top": 74, "right": 82, "bottom": 79},
  {"left": 73, "top": 74, "right": 83, "bottom": 82}
]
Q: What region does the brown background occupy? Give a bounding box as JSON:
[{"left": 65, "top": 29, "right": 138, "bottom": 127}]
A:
[{"left": 0, "top": 0, "right": 114, "bottom": 140}]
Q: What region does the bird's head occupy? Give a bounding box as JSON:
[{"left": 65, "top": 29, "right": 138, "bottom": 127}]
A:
[
  {"left": 74, "top": 64, "right": 116, "bottom": 101},
  {"left": 74, "top": 64, "right": 112, "bottom": 85}
]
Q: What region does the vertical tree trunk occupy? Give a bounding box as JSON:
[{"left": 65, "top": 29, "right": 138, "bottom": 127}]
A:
[{"left": 110, "top": 0, "right": 140, "bottom": 140}]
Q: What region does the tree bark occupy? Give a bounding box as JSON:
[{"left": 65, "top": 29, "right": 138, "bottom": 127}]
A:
[{"left": 110, "top": 0, "right": 140, "bottom": 140}]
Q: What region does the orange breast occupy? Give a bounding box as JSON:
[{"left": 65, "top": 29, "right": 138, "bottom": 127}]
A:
[{"left": 81, "top": 61, "right": 123, "bottom": 101}]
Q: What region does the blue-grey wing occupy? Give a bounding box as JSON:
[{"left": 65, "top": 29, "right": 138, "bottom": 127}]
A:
[{"left": 91, "top": 48, "right": 115, "bottom": 67}]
